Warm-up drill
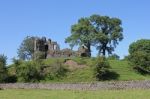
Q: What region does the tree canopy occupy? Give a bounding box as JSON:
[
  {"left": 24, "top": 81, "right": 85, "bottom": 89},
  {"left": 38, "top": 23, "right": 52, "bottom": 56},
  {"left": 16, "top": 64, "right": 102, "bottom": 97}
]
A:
[
  {"left": 17, "top": 36, "right": 35, "bottom": 60},
  {"left": 65, "top": 14, "right": 124, "bottom": 56},
  {"left": 90, "top": 15, "right": 123, "bottom": 56},
  {"left": 65, "top": 18, "right": 94, "bottom": 57},
  {"left": 129, "top": 39, "right": 150, "bottom": 54},
  {"left": 129, "top": 39, "right": 150, "bottom": 73}
]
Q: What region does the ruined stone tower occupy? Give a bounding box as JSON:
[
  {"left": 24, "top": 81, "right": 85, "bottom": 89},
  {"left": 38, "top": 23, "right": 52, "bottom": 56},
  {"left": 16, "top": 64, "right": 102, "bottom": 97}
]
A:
[{"left": 34, "top": 37, "right": 90, "bottom": 59}]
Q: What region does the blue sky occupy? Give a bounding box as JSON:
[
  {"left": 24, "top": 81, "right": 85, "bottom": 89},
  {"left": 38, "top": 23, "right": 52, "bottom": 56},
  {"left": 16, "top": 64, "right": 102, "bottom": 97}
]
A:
[{"left": 0, "top": 0, "right": 150, "bottom": 64}]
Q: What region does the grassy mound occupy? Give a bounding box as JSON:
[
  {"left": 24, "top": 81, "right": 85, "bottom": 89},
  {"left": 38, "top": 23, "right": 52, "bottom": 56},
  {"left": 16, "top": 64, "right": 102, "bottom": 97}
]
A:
[{"left": 8, "top": 57, "right": 150, "bottom": 83}]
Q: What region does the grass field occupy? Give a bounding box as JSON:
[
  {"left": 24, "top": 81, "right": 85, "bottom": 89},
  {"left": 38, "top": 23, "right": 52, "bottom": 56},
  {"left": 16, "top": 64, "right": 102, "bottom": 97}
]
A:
[{"left": 0, "top": 89, "right": 150, "bottom": 99}]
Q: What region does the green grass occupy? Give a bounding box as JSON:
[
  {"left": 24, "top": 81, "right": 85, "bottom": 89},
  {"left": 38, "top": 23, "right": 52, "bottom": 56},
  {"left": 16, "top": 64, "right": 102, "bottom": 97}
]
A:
[
  {"left": 109, "top": 60, "right": 150, "bottom": 81},
  {"left": 8, "top": 57, "right": 150, "bottom": 83},
  {"left": 0, "top": 89, "right": 150, "bottom": 99},
  {"left": 55, "top": 59, "right": 150, "bottom": 82}
]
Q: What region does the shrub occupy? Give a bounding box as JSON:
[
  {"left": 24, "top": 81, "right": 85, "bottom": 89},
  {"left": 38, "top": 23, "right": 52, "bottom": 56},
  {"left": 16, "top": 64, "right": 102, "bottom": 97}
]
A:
[
  {"left": 16, "top": 62, "right": 41, "bottom": 82},
  {"left": 10, "top": 58, "right": 68, "bottom": 82},
  {"left": 0, "top": 54, "right": 8, "bottom": 83},
  {"left": 95, "top": 56, "right": 110, "bottom": 80},
  {"left": 44, "top": 60, "right": 68, "bottom": 80},
  {"left": 129, "top": 39, "right": 150, "bottom": 74},
  {"left": 4, "top": 75, "right": 17, "bottom": 83},
  {"left": 34, "top": 51, "right": 46, "bottom": 59},
  {"left": 12, "top": 58, "right": 23, "bottom": 73},
  {"left": 130, "top": 51, "right": 150, "bottom": 74}
]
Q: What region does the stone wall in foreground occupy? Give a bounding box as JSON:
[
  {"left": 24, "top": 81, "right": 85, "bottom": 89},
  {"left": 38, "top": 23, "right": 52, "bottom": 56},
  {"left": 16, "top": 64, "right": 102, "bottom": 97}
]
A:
[{"left": 0, "top": 80, "right": 150, "bottom": 90}]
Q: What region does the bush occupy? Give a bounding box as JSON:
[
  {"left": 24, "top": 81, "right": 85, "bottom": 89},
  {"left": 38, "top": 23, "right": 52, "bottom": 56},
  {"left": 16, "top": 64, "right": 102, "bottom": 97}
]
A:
[
  {"left": 129, "top": 39, "right": 150, "bottom": 74},
  {"left": 130, "top": 51, "right": 150, "bottom": 74},
  {"left": 0, "top": 54, "right": 8, "bottom": 83},
  {"left": 44, "top": 60, "right": 68, "bottom": 80},
  {"left": 95, "top": 56, "right": 110, "bottom": 80},
  {"left": 4, "top": 75, "right": 17, "bottom": 83},
  {"left": 16, "top": 62, "right": 41, "bottom": 82},
  {"left": 11, "top": 58, "right": 68, "bottom": 82},
  {"left": 34, "top": 51, "right": 46, "bottom": 59}
]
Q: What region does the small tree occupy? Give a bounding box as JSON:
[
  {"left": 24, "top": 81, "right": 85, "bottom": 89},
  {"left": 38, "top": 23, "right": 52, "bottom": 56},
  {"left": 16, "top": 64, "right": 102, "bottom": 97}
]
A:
[
  {"left": 0, "top": 54, "right": 7, "bottom": 82},
  {"left": 17, "top": 36, "right": 35, "bottom": 60},
  {"left": 95, "top": 56, "right": 110, "bottom": 80}
]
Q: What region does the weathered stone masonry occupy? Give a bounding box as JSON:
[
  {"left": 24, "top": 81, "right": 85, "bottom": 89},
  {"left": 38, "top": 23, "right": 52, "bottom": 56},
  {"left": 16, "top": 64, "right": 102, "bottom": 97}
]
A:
[{"left": 34, "top": 37, "right": 91, "bottom": 59}]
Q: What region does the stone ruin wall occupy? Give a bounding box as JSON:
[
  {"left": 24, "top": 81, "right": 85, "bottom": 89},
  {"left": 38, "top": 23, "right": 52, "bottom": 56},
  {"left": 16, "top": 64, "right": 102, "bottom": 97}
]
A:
[{"left": 34, "top": 37, "right": 90, "bottom": 59}]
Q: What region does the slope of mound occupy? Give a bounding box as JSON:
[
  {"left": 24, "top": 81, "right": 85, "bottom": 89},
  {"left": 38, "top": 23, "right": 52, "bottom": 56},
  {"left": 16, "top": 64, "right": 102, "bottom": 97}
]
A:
[{"left": 64, "top": 60, "right": 86, "bottom": 70}]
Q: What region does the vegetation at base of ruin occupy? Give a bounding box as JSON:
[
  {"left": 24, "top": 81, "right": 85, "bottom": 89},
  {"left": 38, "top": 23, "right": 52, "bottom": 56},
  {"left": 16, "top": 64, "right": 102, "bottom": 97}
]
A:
[
  {"left": 6, "top": 57, "right": 150, "bottom": 83},
  {"left": 0, "top": 89, "right": 150, "bottom": 99},
  {"left": 8, "top": 58, "right": 68, "bottom": 82}
]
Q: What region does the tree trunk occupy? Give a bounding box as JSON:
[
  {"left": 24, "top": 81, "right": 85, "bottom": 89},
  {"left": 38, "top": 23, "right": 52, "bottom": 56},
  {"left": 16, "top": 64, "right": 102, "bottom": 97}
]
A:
[
  {"left": 86, "top": 42, "right": 91, "bottom": 57},
  {"left": 102, "top": 48, "right": 106, "bottom": 56},
  {"left": 101, "top": 43, "right": 107, "bottom": 56}
]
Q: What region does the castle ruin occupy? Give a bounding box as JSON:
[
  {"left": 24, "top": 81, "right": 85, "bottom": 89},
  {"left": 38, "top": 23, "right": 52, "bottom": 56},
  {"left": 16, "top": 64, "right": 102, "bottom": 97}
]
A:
[{"left": 34, "top": 37, "right": 90, "bottom": 59}]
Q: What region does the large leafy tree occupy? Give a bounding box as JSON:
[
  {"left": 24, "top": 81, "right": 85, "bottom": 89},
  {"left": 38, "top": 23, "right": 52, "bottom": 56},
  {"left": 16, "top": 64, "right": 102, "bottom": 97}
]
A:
[
  {"left": 90, "top": 15, "right": 123, "bottom": 56},
  {"left": 66, "top": 15, "right": 123, "bottom": 57},
  {"left": 65, "top": 18, "right": 94, "bottom": 57},
  {"left": 18, "top": 36, "right": 35, "bottom": 60}
]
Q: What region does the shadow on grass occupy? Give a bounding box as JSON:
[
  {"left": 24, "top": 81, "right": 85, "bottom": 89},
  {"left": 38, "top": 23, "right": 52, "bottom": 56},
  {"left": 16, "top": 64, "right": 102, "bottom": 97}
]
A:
[
  {"left": 134, "top": 66, "right": 150, "bottom": 75},
  {"left": 98, "top": 71, "right": 120, "bottom": 81}
]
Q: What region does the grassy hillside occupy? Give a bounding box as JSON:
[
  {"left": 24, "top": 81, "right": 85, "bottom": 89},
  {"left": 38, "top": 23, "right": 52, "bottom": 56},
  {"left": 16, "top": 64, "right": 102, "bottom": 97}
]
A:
[
  {"left": 8, "top": 57, "right": 150, "bottom": 83},
  {"left": 109, "top": 60, "right": 150, "bottom": 80},
  {"left": 0, "top": 89, "right": 150, "bottom": 99},
  {"left": 40, "top": 58, "right": 150, "bottom": 82},
  {"left": 61, "top": 60, "right": 150, "bottom": 82}
]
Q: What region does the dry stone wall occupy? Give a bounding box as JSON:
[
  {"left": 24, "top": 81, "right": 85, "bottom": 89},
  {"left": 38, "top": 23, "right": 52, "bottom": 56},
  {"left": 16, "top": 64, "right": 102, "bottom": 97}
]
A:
[{"left": 1, "top": 80, "right": 150, "bottom": 90}]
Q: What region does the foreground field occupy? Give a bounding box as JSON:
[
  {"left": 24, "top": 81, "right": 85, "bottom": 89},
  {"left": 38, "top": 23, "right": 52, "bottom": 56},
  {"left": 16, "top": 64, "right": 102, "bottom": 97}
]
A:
[{"left": 0, "top": 89, "right": 150, "bottom": 99}]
